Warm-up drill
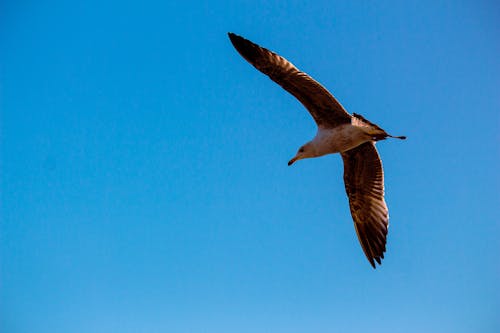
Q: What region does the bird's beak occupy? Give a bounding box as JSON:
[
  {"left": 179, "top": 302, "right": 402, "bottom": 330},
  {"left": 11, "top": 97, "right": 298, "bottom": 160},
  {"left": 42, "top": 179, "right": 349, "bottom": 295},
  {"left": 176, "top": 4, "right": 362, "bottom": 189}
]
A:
[{"left": 288, "top": 156, "right": 298, "bottom": 166}]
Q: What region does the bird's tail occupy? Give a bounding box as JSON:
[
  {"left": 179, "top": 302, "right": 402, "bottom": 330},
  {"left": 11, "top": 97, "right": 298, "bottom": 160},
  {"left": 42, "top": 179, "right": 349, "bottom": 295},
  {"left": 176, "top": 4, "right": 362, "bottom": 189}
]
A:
[
  {"left": 387, "top": 134, "right": 406, "bottom": 140},
  {"left": 371, "top": 133, "right": 407, "bottom": 141},
  {"left": 352, "top": 113, "right": 406, "bottom": 141}
]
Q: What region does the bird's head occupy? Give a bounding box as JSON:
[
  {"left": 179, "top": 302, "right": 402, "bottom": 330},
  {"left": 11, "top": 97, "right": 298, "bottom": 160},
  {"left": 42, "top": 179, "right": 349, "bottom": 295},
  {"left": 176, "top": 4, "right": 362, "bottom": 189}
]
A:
[{"left": 288, "top": 142, "right": 316, "bottom": 166}]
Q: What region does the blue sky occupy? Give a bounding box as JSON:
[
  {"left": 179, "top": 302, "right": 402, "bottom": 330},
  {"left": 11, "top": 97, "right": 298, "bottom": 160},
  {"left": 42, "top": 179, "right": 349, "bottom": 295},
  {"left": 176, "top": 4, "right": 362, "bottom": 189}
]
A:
[{"left": 1, "top": 1, "right": 499, "bottom": 332}]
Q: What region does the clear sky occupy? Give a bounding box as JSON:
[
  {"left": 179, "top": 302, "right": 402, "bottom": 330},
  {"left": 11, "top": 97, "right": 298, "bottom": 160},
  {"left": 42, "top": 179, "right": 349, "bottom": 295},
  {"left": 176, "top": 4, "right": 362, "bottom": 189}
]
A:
[{"left": 1, "top": 1, "right": 499, "bottom": 332}]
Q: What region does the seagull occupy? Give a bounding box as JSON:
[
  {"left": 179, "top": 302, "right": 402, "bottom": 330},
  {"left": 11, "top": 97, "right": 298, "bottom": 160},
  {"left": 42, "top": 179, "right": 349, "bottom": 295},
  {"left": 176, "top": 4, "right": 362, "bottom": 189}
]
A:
[{"left": 228, "top": 32, "right": 406, "bottom": 268}]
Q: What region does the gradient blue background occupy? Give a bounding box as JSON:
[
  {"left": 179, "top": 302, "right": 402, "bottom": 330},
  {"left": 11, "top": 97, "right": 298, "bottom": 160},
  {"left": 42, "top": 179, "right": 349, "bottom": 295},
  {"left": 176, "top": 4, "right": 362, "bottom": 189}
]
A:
[{"left": 1, "top": 1, "right": 499, "bottom": 332}]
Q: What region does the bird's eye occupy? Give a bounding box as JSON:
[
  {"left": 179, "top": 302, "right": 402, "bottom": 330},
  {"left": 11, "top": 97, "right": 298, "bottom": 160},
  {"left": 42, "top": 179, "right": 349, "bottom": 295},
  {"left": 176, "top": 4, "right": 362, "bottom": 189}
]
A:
[{"left": 299, "top": 148, "right": 304, "bottom": 153}]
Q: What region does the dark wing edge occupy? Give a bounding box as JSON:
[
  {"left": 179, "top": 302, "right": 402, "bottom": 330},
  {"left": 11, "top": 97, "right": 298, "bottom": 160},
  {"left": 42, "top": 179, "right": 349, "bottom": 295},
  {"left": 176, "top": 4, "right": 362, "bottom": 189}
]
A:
[
  {"left": 228, "top": 32, "right": 351, "bottom": 128},
  {"left": 341, "top": 142, "right": 389, "bottom": 268}
]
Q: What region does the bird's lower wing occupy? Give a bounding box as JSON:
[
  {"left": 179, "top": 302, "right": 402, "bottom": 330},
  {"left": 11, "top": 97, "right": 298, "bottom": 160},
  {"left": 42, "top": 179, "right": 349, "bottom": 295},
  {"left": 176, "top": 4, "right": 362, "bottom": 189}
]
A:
[{"left": 341, "top": 142, "right": 389, "bottom": 268}]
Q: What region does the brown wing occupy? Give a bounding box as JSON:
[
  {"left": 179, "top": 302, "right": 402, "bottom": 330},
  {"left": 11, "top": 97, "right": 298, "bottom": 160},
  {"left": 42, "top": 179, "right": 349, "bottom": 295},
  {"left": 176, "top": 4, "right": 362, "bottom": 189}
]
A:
[
  {"left": 341, "top": 142, "right": 389, "bottom": 268},
  {"left": 228, "top": 33, "right": 351, "bottom": 128}
]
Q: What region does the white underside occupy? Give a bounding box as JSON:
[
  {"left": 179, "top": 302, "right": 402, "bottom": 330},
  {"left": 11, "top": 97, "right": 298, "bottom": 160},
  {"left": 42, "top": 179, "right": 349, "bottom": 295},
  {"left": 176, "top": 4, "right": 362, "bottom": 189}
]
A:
[{"left": 313, "top": 124, "right": 371, "bottom": 156}]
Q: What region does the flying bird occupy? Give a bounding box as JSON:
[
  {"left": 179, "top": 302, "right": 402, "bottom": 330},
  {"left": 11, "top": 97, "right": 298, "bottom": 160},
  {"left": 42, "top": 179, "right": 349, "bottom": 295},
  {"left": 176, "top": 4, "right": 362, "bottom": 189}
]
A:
[{"left": 228, "top": 32, "right": 406, "bottom": 268}]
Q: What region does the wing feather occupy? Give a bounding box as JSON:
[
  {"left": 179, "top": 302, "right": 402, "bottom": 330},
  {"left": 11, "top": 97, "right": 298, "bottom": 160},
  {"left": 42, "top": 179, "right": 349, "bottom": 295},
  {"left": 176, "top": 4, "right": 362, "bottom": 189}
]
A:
[
  {"left": 228, "top": 33, "right": 351, "bottom": 128},
  {"left": 341, "top": 142, "right": 389, "bottom": 268}
]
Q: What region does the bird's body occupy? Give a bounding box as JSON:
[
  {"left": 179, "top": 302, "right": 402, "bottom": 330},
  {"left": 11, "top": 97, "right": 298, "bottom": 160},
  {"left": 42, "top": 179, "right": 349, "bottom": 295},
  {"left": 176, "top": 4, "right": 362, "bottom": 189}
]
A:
[
  {"left": 312, "top": 122, "right": 385, "bottom": 156},
  {"left": 228, "top": 32, "right": 405, "bottom": 268}
]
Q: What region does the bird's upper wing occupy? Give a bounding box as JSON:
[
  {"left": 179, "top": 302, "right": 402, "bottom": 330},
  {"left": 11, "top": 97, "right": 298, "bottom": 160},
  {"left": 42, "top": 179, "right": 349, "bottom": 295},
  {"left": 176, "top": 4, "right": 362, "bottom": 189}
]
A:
[
  {"left": 341, "top": 142, "right": 389, "bottom": 268},
  {"left": 228, "top": 33, "right": 351, "bottom": 128}
]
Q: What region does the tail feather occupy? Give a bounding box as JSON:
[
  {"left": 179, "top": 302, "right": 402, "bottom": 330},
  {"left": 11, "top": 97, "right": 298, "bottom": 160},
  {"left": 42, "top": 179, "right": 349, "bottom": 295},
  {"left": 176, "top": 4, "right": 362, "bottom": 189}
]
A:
[
  {"left": 388, "top": 135, "right": 407, "bottom": 140},
  {"left": 351, "top": 113, "right": 406, "bottom": 141}
]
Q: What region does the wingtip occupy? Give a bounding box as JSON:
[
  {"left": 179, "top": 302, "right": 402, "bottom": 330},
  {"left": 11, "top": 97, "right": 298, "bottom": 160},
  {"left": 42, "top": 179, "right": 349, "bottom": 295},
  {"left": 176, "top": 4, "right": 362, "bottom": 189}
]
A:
[
  {"left": 353, "top": 219, "right": 387, "bottom": 269},
  {"left": 369, "top": 256, "right": 384, "bottom": 269},
  {"left": 228, "top": 32, "right": 244, "bottom": 49},
  {"left": 227, "top": 32, "right": 240, "bottom": 44},
  {"left": 227, "top": 32, "right": 262, "bottom": 65}
]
